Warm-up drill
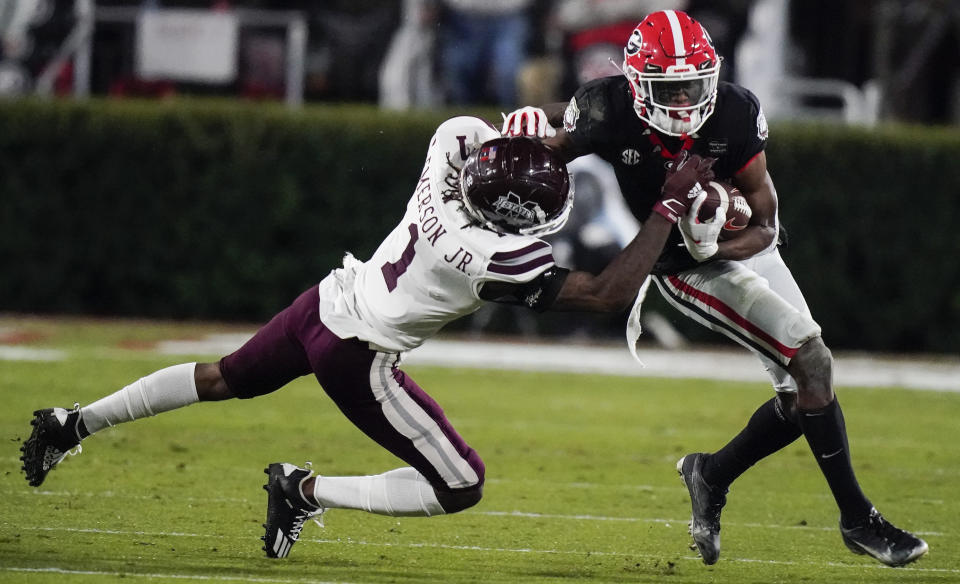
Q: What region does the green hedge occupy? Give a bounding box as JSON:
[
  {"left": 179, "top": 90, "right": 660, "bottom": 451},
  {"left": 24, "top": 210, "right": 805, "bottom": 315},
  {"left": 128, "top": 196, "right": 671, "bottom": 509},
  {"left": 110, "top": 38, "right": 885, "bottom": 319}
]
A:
[
  {"left": 766, "top": 122, "right": 960, "bottom": 353},
  {"left": 2, "top": 98, "right": 958, "bottom": 353},
  {"left": 0, "top": 98, "right": 450, "bottom": 320}
]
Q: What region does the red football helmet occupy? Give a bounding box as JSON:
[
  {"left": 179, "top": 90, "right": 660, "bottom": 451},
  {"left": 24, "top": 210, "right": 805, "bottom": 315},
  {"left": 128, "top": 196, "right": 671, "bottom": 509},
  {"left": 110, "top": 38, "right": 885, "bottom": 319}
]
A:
[
  {"left": 622, "top": 10, "right": 721, "bottom": 136},
  {"left": 459, "top": 137, "right": 573, "bottom": 237}
]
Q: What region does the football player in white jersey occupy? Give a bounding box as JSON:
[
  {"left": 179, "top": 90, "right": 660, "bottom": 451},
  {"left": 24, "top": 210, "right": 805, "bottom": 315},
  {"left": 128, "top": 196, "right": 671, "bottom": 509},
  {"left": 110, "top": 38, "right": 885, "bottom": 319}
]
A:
[{"left": 20, "top": 116, "right": 716, "bottom": 559}]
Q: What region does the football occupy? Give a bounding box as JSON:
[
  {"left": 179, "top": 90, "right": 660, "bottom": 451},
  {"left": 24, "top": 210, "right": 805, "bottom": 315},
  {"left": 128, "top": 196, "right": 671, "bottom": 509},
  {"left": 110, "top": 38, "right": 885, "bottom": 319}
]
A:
[{"left": 696, "top": 180, "right": 752, "bottom": 239}]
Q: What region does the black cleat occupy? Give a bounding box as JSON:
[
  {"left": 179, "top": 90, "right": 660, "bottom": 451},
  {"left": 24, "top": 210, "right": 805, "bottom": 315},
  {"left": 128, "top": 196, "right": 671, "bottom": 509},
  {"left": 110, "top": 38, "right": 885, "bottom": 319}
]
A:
[
  {"left": 677, "top": 453, "right": 727, "bottom": 565},
  {"left": 840, "top": 508, "right": 928, "bottom": 567},
  {"left": 261, "top": 462, "right": 324, "bottom": 559},
  {"left": 20, "top": 405, "right": 85, "bottom": 487}
]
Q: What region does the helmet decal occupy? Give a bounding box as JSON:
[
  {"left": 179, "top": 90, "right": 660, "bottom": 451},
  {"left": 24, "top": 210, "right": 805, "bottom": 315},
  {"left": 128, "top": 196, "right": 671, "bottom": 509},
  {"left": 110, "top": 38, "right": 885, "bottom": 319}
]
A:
[
  {"left": 625, "top": 29, "right": 643, "bottom": 55},
  {"left": 662, "top": 10, "right": 683, "bottom": 57},
  {"left": 492, "top": 192, "right": 548, "bottom": 225},
  {"left": 479, "top": 144, "right": 499, "bottom": 162}
]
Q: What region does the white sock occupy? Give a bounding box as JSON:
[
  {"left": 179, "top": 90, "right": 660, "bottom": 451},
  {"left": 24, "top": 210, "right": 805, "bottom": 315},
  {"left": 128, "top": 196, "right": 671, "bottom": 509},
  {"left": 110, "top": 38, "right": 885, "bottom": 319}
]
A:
[
  {"left": 312, "top": 467, "right": 445, "bottom": 517},
  {"left": 81, "top": 363, "right": 199, "bottom": 435}
]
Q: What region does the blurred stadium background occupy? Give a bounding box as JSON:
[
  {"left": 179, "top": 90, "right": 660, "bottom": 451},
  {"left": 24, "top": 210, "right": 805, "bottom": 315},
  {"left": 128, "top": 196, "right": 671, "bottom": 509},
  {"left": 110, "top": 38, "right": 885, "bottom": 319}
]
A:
[
  {"left": 1, "top": 0, "right": 959, "bottom": 356},
  {"left": 3, "top": 0, "right": 957, "bottom": 121},
  {"left": 3, "top": 4, "right": 960, "bottom": 581}
]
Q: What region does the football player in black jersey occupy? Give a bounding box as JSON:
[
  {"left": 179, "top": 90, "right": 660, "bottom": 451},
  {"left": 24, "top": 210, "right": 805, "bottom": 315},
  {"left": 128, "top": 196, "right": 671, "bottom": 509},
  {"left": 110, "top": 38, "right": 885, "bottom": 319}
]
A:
[{"left": 503, "top": 9, "right": 927, "bottom": 568}]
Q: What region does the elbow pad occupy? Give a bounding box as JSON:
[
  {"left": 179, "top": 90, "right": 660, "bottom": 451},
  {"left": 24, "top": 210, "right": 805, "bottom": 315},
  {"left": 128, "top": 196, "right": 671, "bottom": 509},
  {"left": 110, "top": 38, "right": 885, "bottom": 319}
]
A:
[{"left": 480, "top": 267, "right": 570, "bottom": 313}]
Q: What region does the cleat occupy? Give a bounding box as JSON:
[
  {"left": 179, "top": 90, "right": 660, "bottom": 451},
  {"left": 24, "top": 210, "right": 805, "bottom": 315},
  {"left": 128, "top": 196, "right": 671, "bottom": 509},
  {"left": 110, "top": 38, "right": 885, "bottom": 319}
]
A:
[
  {"left": 20, "top": 405, "right": 85, "bottom": 487},
  {"left": 262, "top": 462, "right": 325, "bottom": 559},
  {"left": 840, "top": 508, "right": 928, "bottom": 567},
  {"left": 677, "top": 453, "right": 727, "bottom": 565}
]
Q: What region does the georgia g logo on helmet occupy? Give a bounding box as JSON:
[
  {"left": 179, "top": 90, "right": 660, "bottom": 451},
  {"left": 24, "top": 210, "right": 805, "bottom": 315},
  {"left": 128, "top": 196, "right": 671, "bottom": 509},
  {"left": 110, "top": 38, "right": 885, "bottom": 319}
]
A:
[{"left": 625, "top": 29, "right": 643, "bottom": 55}]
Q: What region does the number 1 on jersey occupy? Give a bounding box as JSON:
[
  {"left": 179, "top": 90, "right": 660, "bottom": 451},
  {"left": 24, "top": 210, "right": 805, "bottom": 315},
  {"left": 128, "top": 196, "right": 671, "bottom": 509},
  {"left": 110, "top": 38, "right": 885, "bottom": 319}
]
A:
[{"left": 381, "top": 223, "right": 418, "bottom": 292}]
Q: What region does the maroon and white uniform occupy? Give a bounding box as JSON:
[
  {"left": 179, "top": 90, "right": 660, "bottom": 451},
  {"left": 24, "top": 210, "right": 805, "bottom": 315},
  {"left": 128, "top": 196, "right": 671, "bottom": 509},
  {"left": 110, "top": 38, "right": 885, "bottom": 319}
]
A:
[
  {"left": 220, "top": 117, "right": 560, "bottom": 493},
  {"left": 321, "top": 118, "right": 558, "bottom": 352}
]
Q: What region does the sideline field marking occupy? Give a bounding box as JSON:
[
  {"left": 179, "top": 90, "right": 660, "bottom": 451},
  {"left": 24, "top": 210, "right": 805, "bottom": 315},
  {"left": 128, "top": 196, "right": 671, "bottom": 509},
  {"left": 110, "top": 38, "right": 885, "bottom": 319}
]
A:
[
  {"left": 151, "top": 336, "right": 960, "bottom": 391},
  {"left": 6, "top": 488, "right": 946, "bottom": 535},
  {"left": 4, "top": 529, "right": 957, "bottom": 575},
  {"left": 11, "top": 506, "right": 945, "bottom": 537},
  {"left": 6, "top": 488, "right": 250, "bottom": 505},
  {"left": 2, "top": 567, "right": 351, "bottom": 584},
  {"left": 3, "top": 330, "right": 959, "bottom": 391},
  {"left": 0, "top": 346, "right": 66, "bottom": 361},
  {"left": 5, "top": 484, "right": 946, "bottom": 513},
  {"left": 405, "top": 340, "right": 960, "bottom": 392},
  {"left": 467, "top": 511, "right": 944, "bottom": 537}
]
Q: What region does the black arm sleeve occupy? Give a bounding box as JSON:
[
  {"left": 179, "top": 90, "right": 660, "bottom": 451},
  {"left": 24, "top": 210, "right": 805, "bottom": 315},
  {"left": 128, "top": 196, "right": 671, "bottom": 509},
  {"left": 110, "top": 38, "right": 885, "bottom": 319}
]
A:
[{"left": 478, "top": 267, "right": 570, "bottom": 313}]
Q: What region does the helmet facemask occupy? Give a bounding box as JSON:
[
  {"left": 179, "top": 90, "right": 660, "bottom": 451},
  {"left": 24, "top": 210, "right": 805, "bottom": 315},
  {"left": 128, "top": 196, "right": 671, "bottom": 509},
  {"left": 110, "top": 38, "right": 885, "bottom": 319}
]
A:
[{"left": 621, "top": 10, "right": 721, "bottom": 136}]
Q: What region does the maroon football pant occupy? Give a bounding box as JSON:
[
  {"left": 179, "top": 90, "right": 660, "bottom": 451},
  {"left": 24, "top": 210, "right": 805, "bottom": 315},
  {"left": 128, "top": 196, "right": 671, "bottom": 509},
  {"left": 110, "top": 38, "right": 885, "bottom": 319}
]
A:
[{"left": 219, "top": 285, "right": 485, "bottom": 491}]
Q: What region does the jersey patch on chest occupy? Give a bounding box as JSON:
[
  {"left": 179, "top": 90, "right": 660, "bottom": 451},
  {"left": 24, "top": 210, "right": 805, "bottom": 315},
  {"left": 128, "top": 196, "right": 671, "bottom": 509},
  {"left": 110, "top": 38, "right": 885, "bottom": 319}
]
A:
[
  {"left": 707, "top": 140, "right": 727, "bottom": 156},
  {"left": 620, "top": 148, "right": 643, "bottom": 165}
]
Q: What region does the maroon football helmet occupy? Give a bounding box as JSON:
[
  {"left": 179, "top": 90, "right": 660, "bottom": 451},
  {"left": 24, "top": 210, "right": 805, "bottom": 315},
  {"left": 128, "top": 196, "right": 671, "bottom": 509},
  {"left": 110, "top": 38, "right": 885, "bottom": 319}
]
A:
[{"left": 459, "top": 137, "right": 573, "bottom": 236}]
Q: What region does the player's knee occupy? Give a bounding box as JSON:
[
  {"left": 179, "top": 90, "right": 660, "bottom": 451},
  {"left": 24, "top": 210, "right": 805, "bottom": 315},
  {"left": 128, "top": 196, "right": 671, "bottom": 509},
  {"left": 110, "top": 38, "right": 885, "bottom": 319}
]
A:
[
  {"left": 194, "top": 362, "right": 236, "bottom": 401},
  {"left": 434, "top": 482, "right": 484, "bottom": 514},
  {"left": 790, "top": 337, "right": 835, "bottom": 410}
]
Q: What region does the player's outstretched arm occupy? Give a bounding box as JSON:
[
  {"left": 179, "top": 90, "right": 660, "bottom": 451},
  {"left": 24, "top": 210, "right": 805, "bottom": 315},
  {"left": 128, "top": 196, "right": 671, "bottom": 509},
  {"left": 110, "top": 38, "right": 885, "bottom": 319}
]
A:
[
  {"left": 541, "top": 102, "right": 568, "bottom": 127},
  {"left": 501, "top": 103, "right": 587, "bottom": 163},
  {"left": 551, "top": 213, "right": 674, "bottom": 312},
  {"left": 501, "top": 103, "right": 568, "bottom": 137},
  {"left": 479, "top": 152, "right": 713, "bottom": 313},
  {"left": 551, "top": 152, "right": 716, "bottom": 312}
]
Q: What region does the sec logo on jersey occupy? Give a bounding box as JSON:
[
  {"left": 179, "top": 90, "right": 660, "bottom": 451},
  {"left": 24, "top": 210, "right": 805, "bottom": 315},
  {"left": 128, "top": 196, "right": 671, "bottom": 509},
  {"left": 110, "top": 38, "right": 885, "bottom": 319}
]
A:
[{"left": 621, "top": 149, "right": 642, "bottom": 165}]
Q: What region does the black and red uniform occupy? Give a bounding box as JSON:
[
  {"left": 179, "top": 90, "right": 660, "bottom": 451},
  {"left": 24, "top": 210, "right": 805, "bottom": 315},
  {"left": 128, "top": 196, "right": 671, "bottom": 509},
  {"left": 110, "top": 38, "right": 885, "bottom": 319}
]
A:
[{"left": 564, "top": 76, "right": 767, "bottom": 273}]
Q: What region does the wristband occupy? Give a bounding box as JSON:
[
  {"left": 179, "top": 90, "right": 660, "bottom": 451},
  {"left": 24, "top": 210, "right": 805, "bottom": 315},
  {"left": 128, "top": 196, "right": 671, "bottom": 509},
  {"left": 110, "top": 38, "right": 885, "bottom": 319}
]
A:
[{"left": 652, "top": 198, "right": 687, "bottom": 224}]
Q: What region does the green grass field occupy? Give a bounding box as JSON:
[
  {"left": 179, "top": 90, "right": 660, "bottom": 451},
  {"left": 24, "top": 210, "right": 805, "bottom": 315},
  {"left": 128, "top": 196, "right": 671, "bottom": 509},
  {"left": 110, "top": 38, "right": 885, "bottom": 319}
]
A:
[{"left": 2, "top": 317, "right": 958, "bottom": 583}]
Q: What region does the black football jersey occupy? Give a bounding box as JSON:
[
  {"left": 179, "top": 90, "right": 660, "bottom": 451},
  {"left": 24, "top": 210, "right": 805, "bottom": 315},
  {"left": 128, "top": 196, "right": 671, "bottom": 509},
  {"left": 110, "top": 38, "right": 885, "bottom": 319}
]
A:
[{"left": 563, "top": 76, "right": 768, "bottom": 273}]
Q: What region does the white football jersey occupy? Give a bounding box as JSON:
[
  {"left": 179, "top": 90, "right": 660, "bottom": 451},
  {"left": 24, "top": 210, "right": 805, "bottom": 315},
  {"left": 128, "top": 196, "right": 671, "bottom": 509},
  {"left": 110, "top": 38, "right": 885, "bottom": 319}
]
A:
[{"left": 317, "top": 116, "right": 558, "bottom": 352}]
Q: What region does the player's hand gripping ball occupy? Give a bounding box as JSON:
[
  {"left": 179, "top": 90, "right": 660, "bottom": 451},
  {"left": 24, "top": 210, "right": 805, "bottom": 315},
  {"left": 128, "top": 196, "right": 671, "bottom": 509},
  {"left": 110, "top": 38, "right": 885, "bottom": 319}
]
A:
[{"left": 696, "top": 180, "right": 752, "bottom": 240}]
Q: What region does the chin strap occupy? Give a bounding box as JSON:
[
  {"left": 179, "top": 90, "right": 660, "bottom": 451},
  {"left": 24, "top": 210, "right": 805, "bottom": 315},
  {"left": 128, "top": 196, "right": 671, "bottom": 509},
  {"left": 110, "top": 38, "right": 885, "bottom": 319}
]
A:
[{"left": 644, "top": 125, "right": 695, "bottom": 160}]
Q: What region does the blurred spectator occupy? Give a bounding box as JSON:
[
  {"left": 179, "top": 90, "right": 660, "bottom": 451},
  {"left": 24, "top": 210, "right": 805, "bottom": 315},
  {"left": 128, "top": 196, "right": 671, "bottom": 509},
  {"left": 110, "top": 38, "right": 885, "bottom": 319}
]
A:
[
  {"left": 0, "top": 0, "right": 38, "bottom": 96},
  {"left": 544, "top": 1, "right": 687, "bottom": 100},
  {"left": 436, "top": 0, "right": 533, "bottom": 107},
  {"left": 539, "top": 155, "right": 640, "bottom": 339},
  {"left": 687, "top": 0, "right": 752, "bottom": 83},
  {"left": 733, "top": 0, "right": 788, "bottom": 118},
  {"left": 527, "top": 1, "right": 750, "bottom": 102},
  {"left": 304, "top": 2, "right": 400, "bottom": 103},
  {"left": 790, "top": 0, "right": 960, "bottom": 125},
  {"left": 379, "top": 0, "right": 443, "bottom": 110},
  {"left": 238, "top": 31, "right": 284, "bottom": 100},
  {"left": 0, "top": 0, "right": 73, "bottom": 97}
]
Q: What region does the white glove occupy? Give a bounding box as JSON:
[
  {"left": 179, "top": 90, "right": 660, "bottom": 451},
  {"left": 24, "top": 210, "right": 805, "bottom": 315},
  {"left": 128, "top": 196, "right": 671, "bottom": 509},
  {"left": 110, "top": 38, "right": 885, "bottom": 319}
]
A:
[
  {"left": 679, "top": 192, "right": 725, "bottom": 262},
  {"left": 501, "top": 106, "right": 556, "bottom": 138}
]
